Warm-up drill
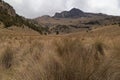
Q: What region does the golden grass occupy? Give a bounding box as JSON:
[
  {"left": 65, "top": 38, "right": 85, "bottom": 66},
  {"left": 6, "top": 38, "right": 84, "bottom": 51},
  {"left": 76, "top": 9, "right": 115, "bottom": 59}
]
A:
[
  {"left": 0, "top": 25, "right": 120, "bottom": 80},
  {"left": 0, "top": 35, "right": 119, "bottom": 80}
]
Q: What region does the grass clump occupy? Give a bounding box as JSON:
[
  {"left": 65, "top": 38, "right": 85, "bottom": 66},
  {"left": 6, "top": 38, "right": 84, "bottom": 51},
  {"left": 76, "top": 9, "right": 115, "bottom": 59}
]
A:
[
  {"left": 0, "top": 47, "right": 14, "bottom": 69},
  {"left": 0, "top": 36, "right": 119, "bottom": 80},
  {"left": 52, "top": 38, "right": 106, "bottom": 80}
]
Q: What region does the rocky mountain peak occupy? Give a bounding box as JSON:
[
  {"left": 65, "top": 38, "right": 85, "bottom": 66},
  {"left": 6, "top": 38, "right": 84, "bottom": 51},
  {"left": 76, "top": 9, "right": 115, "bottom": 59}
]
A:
[
  {"left": 53, "top": 8, "right": 85, "bottom": 18},
  {"left": 70, "top": 8, "right": 84, "bottom": 13}
]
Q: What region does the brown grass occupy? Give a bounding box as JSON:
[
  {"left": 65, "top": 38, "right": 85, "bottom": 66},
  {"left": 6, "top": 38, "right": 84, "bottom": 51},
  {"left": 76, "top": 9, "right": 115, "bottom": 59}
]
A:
[
  {"left": 0, "top": 26, "right": 120, "bottom": 80},
  {"left": 0, "top": 47, "right": 14, "bottom": 69}
]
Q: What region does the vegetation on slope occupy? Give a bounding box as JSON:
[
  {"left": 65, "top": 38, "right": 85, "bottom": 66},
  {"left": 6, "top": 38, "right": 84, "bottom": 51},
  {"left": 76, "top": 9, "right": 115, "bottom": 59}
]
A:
[
  {"left": 0, "top": 10, "right": 45, "bottom": 34},
  {"left": 0, "top": 1, "right": 48, "bottom": 34}
]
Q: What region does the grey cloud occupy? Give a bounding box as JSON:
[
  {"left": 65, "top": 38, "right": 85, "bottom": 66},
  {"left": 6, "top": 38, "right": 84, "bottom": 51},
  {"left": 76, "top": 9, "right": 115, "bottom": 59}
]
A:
[
  {"left": 4, "top": 0, "right": 120, "bottom": 18},
  {"left": 4, "top": 0, "right": 69, "bottom": 18},
  {"left": 118, "top": 0, "right": 120, "bottom": 6}
]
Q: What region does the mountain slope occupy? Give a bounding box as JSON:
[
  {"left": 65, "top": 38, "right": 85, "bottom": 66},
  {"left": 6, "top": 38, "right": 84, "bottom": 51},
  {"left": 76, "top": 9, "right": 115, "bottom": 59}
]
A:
[
  {"left": 35, "top": 8, "right": 120, "bottom": 35},
  {"left": 0, "top": 1, "right": 47, "bottom": 35}
]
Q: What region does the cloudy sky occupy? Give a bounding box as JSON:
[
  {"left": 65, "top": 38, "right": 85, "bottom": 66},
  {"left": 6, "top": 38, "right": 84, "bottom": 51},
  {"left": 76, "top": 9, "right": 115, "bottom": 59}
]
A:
[{"left": 4, "top": 0, "right": 120, "bottom": 18}]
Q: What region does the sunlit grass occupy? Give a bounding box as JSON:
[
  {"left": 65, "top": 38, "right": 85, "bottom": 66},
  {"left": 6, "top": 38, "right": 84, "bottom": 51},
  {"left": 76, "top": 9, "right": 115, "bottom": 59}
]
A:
[{"left": 0, "top": 33, "right": 119, "bottom": 80}]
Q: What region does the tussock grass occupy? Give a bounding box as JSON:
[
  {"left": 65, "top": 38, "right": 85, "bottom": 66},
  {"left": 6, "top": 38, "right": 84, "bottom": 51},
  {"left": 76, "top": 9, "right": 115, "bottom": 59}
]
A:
[
  {"left": 53, "top": 38, "right": 106, "bottom": 80},
  {"left": 0, "top": 35, "right": 119, "bottom": 80},
  {"left": 0, "top": 47, "right": 14, "bottom": 69}
]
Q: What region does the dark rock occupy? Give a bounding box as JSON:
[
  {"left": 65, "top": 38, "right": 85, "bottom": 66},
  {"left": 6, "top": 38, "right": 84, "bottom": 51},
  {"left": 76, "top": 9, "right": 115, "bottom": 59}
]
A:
[{"left": 54, "top": 8, "right": 85, "bottom": 18}]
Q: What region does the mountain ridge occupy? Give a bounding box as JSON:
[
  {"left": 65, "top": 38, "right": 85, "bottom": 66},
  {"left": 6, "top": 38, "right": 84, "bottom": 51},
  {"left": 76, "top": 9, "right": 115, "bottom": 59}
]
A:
[
  {"left": 53, "top": 8, "right": 85, "bottom": 18},
  {"left": 53, "top": 8, "right": 108, "bottom": 18},
  {"left": 35, "top": 8, "right": 120, "bottom": 35}
]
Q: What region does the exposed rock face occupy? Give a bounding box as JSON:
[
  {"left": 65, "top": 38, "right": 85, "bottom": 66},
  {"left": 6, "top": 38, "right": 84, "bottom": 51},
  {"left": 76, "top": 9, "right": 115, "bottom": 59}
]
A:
[
  {"left": 54, "top": 8, "right": 86, "bottom": 18},
  {"left": 53, "top": 8, "right": 108, "bottom": 18},
  {"left": 0, "top": 1, "right": 16, "bottom": 17},
  {"left": 69, "top": 8, "right": 85, "bottom": 17}
]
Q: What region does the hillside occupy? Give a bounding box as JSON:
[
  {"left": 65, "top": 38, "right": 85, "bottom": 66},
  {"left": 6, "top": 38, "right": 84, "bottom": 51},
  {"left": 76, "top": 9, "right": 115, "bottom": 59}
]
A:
[{"left": 0, "top": 1, "right": 47, "bottom": 35}]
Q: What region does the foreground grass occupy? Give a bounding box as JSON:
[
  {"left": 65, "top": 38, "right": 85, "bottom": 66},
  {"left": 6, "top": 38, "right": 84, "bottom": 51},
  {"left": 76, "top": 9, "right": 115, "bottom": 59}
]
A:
[{"left": 0, "top": 35, "right": 120, "bottom": 80}]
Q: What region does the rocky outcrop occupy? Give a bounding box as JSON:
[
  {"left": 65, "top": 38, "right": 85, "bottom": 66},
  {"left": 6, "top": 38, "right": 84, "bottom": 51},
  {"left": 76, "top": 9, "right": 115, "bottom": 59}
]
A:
[
  {"left": 0, "top": 1, "right": 16, "bottom": 17},
  {"left": 54, "top": 8, "right": 86, "bottom": 18},
  {"left": 53, "top": 8, "right": 108, "bottom": 18}
]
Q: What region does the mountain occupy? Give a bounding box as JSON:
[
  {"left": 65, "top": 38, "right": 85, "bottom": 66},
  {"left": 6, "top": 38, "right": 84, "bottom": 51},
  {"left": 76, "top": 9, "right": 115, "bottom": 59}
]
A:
[
  {"left": 0, "top": 1, "right": 120, "bottom": 35},
  {"left": 0, "top": 1, "right": 47, "bottom": 35},
  {"left": 53, "top": 8, "right": 107, "bottom": 18},
  {"left": 35, "top": 8, "right": 120, "bottom": 35},
  {"left": 54, "top": 8, "right": 86, "bottom": 18}
]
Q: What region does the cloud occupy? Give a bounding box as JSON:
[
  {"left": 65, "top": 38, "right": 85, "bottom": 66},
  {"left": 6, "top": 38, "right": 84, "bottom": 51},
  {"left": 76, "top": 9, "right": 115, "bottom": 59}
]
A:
[
  {"left": 4, "top": 0, "right": 120, "bottom": 18},
  {"left": 119, "top": 0, "right": 120, "bottom": 6},
  {"left": 4, "top": 0, "right": 69, "bottom": 18},
  {"left": 87, "top": 0, "right": 120, "bottom": 15}
]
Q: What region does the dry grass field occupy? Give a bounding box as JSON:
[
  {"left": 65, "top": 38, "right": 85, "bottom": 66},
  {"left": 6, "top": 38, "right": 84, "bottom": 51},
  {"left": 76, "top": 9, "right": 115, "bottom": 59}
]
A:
[{"left": 0, "top": 25, "right": 120, "bottom": 80}]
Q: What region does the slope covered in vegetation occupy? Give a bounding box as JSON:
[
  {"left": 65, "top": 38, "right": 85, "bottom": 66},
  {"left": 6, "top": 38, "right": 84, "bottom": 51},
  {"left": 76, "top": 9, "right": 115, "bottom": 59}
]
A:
[{"left": 0, "top": 1, "right": 47, "bottom": 34}]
